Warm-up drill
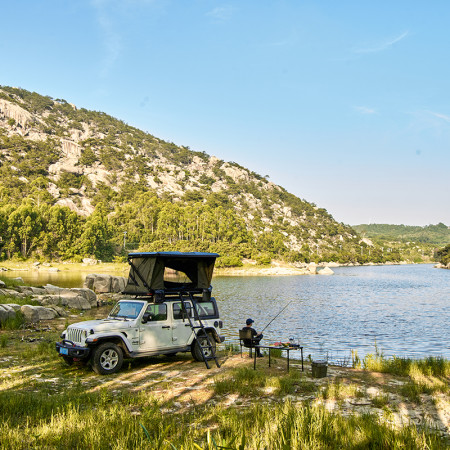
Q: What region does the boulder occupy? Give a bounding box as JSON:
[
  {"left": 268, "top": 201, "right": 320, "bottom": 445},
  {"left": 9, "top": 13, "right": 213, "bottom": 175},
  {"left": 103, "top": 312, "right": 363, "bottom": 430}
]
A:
[
  {"left": 59, "top": 294, "right": 91, "bottom": 310},
  {"left": 111, "top": 276, "right": 127, "bottom": 293},
  {"left": 4, "top": 303, "right": 21, "bottom": 311},
  {"left": 50, "top": 306, "right": 68, "bottom": 317},
  {"left": 306, "top": 263, "right": 317, "bottom": 274},
  {"left": 82, "top": 258, "right": 98, "bottom": 265},
  {"left": 44, "top": 284, "right": 64, "bottom": 294},
  {"left": 84, "top": 274, "right": 112, "bottom": 293},
  {"left": 39, "top": 295, "right": 62, "bottom": 306},
  {"left": 36, "top": 288, "right": 95, "bottom": 310},
  {"left": 2, "top": 289, "right": 26, "bottom": 299},
  {"left": 72, "top": 288, "right": 97, "bottom": 307},
  {"left": 13, "top": 277, "right": 24, "bottom": 283},
  {"left": 318, "top": 267, "right": 334, "bottom": 275},
  {"left": 21, "top": 305, "right": 58, "bottom": 322},
  {"left": 0, "top": 304, "right": 16, "bottom": 322},
  {"left": 83, "top": 275, "right": 95, "bottom": 290},
  {"left": 325, "top": 262, "right": 340, "bottom": 268},
  {"left": 0, "top": 280, "right": 5, "bottom": 288},
  {"left": 16, "top": 286, "right": 47, "bottom": 295}
]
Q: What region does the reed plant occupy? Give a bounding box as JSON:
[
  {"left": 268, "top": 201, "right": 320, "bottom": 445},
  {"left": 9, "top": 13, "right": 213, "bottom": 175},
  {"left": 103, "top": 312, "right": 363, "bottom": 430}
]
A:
[
  {"left": 0, "top": 310, "right": 25, "bottom": 330},
  {"left": 318, "top": 379, "right": 363, "bottom": 401}
]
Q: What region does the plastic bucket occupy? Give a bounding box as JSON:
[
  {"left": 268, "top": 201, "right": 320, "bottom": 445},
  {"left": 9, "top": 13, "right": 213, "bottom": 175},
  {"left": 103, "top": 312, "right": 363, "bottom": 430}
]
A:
[{"left": 311, "top": 360, "right": 328, "bottom": 378}]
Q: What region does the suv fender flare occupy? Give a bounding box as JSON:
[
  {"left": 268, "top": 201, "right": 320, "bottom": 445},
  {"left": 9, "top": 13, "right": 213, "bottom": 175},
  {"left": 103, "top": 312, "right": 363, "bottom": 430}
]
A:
[
  {"left": 86, "top": 332, "right": 134, "bottom": 354},
  {"left": 188, "top": 328, "right": 221, "bottom": 346}
]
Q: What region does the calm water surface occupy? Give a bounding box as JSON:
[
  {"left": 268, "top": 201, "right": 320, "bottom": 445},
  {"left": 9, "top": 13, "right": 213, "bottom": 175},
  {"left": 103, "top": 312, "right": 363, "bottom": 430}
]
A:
[
  {"left": 213, "top": 264, "right": 449, "bottom": 361},
  {"left": 5, "top": 264, "right": 449, "bottom": 361}
]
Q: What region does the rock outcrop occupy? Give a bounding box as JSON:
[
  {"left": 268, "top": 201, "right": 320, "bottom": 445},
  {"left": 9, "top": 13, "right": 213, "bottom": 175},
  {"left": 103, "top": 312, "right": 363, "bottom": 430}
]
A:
[
  {"left": 84, "top": 274, "right": 127, "bottom": 293},
  {"left": 0, "top": 283, "right": 99, "bottom": 324},
  {"left": 0, "top": 304, "right": 17, "bottom": 322},
  {"left": 20, "top": 305, "right": 58, "bottom": 322},
  {"left": 318, "top": 267, "right": 334, "bottom": 275}
]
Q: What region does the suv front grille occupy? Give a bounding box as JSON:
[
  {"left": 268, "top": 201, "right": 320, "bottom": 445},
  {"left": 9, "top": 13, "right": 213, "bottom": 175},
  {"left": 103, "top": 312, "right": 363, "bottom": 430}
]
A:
[{"left": 67, "top": 328, "right": 86, "bottom": 344}]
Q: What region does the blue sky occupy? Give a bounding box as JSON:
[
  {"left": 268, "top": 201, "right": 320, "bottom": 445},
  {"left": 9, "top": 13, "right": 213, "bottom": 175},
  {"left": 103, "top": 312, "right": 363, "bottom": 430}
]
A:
[{"left": 1, "top": 0, "right": 449, "bottom": 225}]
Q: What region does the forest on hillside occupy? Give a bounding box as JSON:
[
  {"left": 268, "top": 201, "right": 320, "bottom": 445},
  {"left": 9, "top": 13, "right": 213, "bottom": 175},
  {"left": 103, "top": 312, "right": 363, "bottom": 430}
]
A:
[
  {"left": 353, "top": 223, "right": 450, "bottom": 246},
  {"left": 1, "top": 192, "right": 393, "bottom": 266},
  {"left": 0, "top": 86, "right": 435, "bottom": 265}
]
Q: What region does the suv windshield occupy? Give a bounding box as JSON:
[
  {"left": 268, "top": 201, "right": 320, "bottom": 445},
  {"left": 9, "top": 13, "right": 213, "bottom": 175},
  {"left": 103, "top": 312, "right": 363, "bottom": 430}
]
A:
[{"left": 109, "top": 301, "right": 143, "bottom": 319}]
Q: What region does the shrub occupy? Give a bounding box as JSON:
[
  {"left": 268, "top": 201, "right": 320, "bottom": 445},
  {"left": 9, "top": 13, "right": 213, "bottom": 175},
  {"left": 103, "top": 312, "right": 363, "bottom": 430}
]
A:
[{"left": 215, "top": 255, "right": 243, "bottom": 268}]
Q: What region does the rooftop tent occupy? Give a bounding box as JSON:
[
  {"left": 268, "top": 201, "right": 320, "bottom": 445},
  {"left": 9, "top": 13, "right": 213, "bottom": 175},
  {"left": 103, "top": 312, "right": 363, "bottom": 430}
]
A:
[{"left": 123, "top": 252, "right": 219, "bottom": 295}]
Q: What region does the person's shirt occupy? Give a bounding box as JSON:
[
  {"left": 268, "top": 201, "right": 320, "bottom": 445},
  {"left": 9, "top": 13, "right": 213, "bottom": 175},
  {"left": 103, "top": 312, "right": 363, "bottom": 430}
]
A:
[{"left": 241, "top": 326, "right": 258, "bottom": 346}]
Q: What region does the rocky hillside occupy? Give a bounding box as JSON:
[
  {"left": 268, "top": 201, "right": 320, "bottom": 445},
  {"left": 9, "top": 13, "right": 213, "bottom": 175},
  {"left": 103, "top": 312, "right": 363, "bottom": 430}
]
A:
[{"left": 0, "top": 86, "right": 370, "bottom": 263}]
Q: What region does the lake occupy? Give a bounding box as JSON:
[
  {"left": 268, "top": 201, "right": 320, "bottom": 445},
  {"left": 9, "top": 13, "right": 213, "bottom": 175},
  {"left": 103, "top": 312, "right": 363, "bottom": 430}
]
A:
[
  {"left": 213, "top": 264, "right": 449, "bottom": 362},
  {"left": 4, "top": 264, "right": 449, "bottom": 362}
]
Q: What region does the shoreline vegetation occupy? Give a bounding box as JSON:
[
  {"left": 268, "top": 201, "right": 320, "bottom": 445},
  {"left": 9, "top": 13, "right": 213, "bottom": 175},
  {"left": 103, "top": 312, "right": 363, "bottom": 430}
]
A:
[
  {"left": 0, "top": 320, "right": 448, "bottom": 448},
  {"left": 0, "top": 259, "right": 441, "bottom": 281}
]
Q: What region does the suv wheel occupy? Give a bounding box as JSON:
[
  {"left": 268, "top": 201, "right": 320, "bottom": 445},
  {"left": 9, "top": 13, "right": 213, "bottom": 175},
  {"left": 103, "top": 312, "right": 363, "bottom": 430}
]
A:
[
  {"left": 91, "top": 342, "right": 123, "bottom": 375},
  {"left": 191, "top": 333, "right": 216, "bottom": 362}
]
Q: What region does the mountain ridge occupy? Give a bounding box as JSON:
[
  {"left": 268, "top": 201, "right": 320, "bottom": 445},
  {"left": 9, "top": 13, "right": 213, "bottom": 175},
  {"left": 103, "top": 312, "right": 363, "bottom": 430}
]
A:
[{"left": 0, "top": 85, "right": 385, "bottom": 263}]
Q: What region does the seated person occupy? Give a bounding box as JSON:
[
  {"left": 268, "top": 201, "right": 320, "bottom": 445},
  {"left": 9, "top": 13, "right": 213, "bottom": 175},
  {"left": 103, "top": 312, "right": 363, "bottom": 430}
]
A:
[{"left": 242, "top": 318, "right": 263, "bottom": 357}]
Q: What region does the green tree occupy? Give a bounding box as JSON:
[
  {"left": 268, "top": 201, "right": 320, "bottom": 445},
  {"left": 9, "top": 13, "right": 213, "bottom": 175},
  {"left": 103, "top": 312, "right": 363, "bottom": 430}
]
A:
[
  {"left": 7, "top": 203, "right": 44, "bottom": 257},
  {"left": 78, "top": 204, "right": 114, "bottom": 259}
]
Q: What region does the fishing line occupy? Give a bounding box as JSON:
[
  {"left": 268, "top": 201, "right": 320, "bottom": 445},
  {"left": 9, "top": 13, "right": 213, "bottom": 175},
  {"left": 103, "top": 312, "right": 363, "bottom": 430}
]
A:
[{"left": 260, "top": 299, "right": 294, "bottom": 333}]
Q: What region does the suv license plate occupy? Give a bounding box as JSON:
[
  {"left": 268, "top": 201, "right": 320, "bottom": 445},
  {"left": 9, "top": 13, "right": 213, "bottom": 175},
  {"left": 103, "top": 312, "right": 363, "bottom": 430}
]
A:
[{"left": 60, "top": 347, "right": 69, "bottom": 355}]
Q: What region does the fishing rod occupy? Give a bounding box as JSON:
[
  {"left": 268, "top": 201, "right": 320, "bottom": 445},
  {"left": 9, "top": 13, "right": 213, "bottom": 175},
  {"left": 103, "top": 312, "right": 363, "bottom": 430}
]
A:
[{"left": 260, "top": 300, "right": 294, "bottom": 333}]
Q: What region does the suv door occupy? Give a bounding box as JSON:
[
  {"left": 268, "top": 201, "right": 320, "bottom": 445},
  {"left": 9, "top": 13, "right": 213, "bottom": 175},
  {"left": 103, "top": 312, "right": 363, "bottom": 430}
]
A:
[
  {"left": 139, "top": 303, "right": 173, "bottom": 351},
  {"left": 172, "top": 301, "right": 194, "bottom": 346}
]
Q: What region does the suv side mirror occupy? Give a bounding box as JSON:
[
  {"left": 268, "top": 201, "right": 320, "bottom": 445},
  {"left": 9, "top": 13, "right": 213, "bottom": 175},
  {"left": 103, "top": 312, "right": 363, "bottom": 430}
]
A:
[{"left": 142, "top": 312, "right": 152, "bottom": 323}]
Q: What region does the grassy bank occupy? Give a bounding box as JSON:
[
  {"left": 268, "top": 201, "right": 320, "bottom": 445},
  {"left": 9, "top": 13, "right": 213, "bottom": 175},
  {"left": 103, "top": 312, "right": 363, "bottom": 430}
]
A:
[{"left": 0, "top": 325, "right": 448, "bottom": 449}]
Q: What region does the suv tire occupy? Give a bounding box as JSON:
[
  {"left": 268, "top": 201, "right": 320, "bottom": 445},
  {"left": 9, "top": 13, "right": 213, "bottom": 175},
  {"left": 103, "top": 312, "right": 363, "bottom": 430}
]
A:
[
  {"left": 91, "top": 342, "right": 123, "bottom": 375},
  {"left": 191, "top": 333, "right": 216, "bottom": 362}
]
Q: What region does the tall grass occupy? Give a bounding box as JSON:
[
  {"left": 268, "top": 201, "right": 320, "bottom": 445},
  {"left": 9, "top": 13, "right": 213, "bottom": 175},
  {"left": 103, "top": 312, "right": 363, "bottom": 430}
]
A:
[
  {"left": 363, "top": 354, "right": 449, "bottom": 380},
  {"left": 0, "top": 275, "right": 24, "bottom": 288},
  {"left": 0, "top": 310, "right": 25, "bottom": 330},
  {"left": 357, "top": 352, "right": 449, "bottom": 402},
  {"left": 0, "top": 294, "right": 40, "bottom": 307},
  {"left": 0, "top": 391, "right": 445, "bottom": 449}
]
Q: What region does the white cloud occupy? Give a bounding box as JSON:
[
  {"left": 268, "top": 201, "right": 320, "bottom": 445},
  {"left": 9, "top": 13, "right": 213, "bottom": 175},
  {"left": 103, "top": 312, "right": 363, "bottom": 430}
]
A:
[
  {"left": 427, "top": 110, "right": 450, "bottom": 123},
  {"left": 354, "top": 106, "right": 376, "bottom": 115},
  {"left": 354, "top": 31, "right": 409, "bottom": 54},
  {"left": 206, "top": 5, "right": 235, "bottom": 22}
]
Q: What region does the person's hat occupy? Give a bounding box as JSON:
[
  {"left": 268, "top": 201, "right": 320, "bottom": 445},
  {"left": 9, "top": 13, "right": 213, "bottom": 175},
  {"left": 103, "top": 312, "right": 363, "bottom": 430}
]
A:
[{"left": 246, "top": 318, "right": 254, "bottom": 325}]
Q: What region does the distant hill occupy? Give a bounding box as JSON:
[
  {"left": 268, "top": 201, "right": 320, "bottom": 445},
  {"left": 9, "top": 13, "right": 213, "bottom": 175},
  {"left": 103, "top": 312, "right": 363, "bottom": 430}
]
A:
[
  {"left": 0, "top": 85, "right": 384, "bottom": 264},
  {"left": 353, "top": 223, "right": 450, "bottom": 247}
]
